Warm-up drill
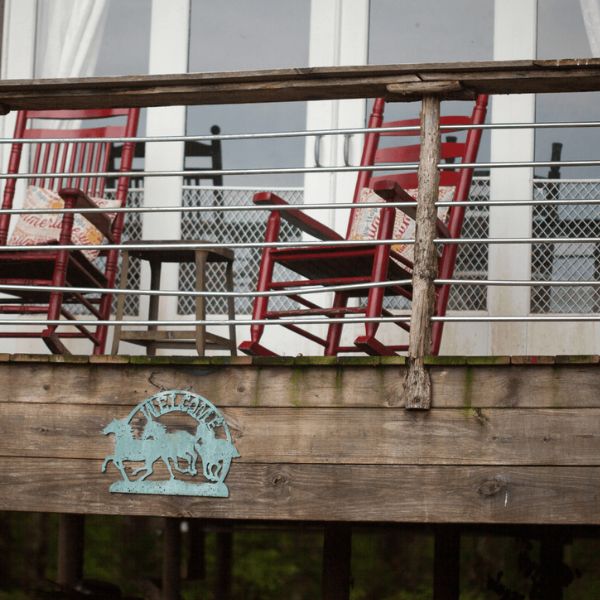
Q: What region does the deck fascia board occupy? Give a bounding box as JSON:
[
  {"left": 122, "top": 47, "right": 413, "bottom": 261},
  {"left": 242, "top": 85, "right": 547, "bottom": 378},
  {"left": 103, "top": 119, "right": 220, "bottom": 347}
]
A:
[{"left": 1, "top": 355, "right": 600, "bottom": 525}]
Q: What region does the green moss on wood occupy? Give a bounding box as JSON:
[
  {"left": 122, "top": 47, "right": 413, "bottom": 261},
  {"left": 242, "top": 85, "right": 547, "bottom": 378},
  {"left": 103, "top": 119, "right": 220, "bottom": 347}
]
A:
[
  {"left": 465, "top": 356, "right": 511, "bottom": 366},
  {"left": 423, "top": 356, "right": 467, "bottom": 366},
  {"left": 292, "top": 356, "right": 339, "bottom": 366},
  {"left": 380, "top": 356, "right": 406, "bottom": 365},
  {"left": 128, "top": 355, "right": 173, "bottom": 366},
  {"left": 250, "top": 356, "right": 295, "bottom": 367},
  {"left": 336, "top": 356, "right": 379, "bottom": 366},
  {"left": 288, "top": 368, "right": 304, "bottom": 407},
  {"left": 554, "top": 355, "right": 600, "bottom": 364},
  {"left": 463, "top": 366, "right": 473, "bottom": 413}
]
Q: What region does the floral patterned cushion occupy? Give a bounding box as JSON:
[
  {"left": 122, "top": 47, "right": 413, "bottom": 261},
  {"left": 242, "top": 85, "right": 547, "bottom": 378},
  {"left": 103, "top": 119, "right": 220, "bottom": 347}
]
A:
[
  {"left": 348, "top": 186, "right": 454, "bottom": 263},
  {"left": 8, "top": 185, "right": 120, "bottom": 261}
]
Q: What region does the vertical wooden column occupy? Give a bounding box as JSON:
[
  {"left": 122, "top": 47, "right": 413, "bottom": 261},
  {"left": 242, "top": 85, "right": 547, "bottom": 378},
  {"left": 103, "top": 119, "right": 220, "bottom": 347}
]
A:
[
  {"left": 162, "top": 518, "right": 181, "bottom": 600},
  {"left": 214, "top": 529, "right": 233, "bottom": 600},
  {"left": 57, "top": 514, "right": 85, "bottom": 587},
  {"left": 433, "top": 525, "right": 460, "bottom": 600},
  {"left": 186, "top": 520, "right": 206, "bottom": 580},
  {"left": 322, "top": 525, "right": 352, "bottom": 600},
  {"left": 539, "top": 531, "right": 565, "bottom": 600},
  {"left": 403, "top": 95, "right": 441, "bottom": 409}
]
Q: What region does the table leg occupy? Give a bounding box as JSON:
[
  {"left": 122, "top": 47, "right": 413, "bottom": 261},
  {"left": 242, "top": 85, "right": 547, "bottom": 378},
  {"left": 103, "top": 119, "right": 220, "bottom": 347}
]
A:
[
  {"left": 225, "top": 260, "right": 237, "bottom": 355},
  {"left": 111, "top": 250, "right": 130, "bottom": 355},
  {"left": 147, "top": 260, "right": 162, "bottom": 357},
  {"left": 195, "top": 251, "right": 208, "bottom": 356}
]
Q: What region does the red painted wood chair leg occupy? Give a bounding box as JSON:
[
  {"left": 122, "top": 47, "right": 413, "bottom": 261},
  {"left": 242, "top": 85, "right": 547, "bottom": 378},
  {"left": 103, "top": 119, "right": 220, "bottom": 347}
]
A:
[
  {"left": 325, "top": 292, "right": 348, "bottom": 355},
  {"left": 240, "top": 212, "right": 281, "bottom": 355}
]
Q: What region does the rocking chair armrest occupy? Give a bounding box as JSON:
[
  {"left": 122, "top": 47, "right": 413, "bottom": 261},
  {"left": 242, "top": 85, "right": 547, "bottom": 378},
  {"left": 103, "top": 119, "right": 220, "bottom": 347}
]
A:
[
  {"left": 58, "top": 188, "right": 115, "bottom": 242},
  {"left": 371, "top": 179, "right": 451, "bottom": 239},
  {"left": 253, "top": 192, "right": 343, "bottom": 241}
]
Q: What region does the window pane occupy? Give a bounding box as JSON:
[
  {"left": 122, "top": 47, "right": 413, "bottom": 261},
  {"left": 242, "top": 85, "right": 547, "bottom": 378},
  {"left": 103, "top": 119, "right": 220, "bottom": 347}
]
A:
[
  {"left": 187, "top": 0, "right": 310, "bottom": 188},
  {"left": 368, "top": 0, "right": 493, "bottom": 65},
  {"left": 94, "top": 0, "right": 151, "bottom": 76}
]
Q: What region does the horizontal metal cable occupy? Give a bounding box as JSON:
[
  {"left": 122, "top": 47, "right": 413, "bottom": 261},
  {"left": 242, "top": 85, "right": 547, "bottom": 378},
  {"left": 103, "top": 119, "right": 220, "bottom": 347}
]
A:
[
  {"left": 5, "top": 196, "right": 600, "bottom": 217},
  {"left": 1, "top": 278, "right": 599, "bottom": 300},
  {"left": 1, "top": 278, "right": 599, "bottom": 301},
  {"left": 181, "top": 184, "right": 303, "bottom": 191},
  {"left": 437, "top": 198, "right": 600, "bottom": 208},
  {"left": 0, "top": 278, "right": 413, "bottom": 298},
  {"left": 3, "top": 314, "right": 600, "bottom": 327},
  {"left": 533, "top": 178, "right": 600, "bottom": 184},
  {"left": 2, "top": 119, "right": 600, "bottom": 145},
  {"left": 0, "top": 200, "right": 419, "bottom": 216},
  {"left": 0, "top": 239, "right": 417, "bottom": 252},
  {"left": 433, "top": 315, "right": 600, "bottom": 322},
  {"left": 0, "top": 315, "right": 410, "bottom": 327},
  {"left": 436, "top": 237, "right": 600, "bottom": 245},
  {"left": 437, "top": 279, "right": 600, "bottom": 287},
  {"left": 5, "top": 235, "right": 600, "bottom": 253},
  {"left": 2, "top": 159, "right": 600, "bottom": 180}
]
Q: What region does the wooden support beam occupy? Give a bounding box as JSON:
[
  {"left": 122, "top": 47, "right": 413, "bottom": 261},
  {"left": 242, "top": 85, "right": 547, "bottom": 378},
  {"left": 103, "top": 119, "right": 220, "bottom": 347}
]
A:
[
  {"left": 0, "top": 513, "right": 11, "bottom": 583},
  {"left": 186, "top": 519, "right": 206, "bottom": 580},
  {"left": 215, "top": 528, "right": 233, "bottom": 600},
  {"left": 322, "top": 525, "right": 352, "bottom": 600},
  {"left": 433, "top": 525, "right": 460, "bottom": 600},
  {"left": 162, "top": 518, "right": 181, "bottom": 600},
  {"left": 57, "top": 514, "right": 84, "bottom": 587},
  {"left": 403, "top": 95, "right": 441, "bottom": 410},
  {"left": 539, "top": 531, "right": 566, "bottom": 600}
]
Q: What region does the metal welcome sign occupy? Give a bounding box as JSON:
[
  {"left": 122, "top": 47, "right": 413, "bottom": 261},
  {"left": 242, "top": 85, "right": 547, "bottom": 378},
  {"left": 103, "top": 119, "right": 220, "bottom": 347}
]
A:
[{"left": 102, "top": 390, "right": 239, "bottom": 497}]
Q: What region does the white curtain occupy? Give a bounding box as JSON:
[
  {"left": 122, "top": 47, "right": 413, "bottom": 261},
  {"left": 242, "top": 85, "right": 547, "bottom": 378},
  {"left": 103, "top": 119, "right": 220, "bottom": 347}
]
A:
[
  {"left": 579, "top": 0, "right": 600, "bottom": 56},
  {"left": 36, "top": 0, "right": 109, "bottom": 78}
]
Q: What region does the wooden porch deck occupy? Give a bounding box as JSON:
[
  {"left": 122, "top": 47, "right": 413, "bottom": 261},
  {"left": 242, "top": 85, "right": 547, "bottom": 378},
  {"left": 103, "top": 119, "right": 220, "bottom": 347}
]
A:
[{"left": 1, "top": 354, "right": 599, "bottom": 525}]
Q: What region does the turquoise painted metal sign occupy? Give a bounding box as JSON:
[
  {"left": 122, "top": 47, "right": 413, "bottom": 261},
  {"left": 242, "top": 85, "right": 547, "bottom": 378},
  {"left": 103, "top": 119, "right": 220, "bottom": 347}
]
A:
[{"left": 102, "top": 390, "right": 239, "bottom": 497}]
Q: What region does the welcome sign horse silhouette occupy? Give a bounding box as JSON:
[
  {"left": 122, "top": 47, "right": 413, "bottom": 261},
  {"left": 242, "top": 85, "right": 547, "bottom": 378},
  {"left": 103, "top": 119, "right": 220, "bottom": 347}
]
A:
[{"left": 102, "top": 390, "right": 239, "bottom": 497}]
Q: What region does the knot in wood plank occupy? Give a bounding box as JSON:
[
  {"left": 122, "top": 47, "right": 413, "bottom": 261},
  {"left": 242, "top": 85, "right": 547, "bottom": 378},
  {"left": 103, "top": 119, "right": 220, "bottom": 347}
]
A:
[{"left": 477, "top": 475, "right": 508, "bottom": 498}]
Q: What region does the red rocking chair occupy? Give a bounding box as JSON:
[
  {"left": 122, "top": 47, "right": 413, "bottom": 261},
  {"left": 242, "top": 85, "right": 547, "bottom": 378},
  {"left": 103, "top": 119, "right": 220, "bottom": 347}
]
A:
[
  {"left": 239, "top": 95, "right": 488, "bottom": 356},
  {"left": 0, "top": 108, "right": 140, "bottom": 354}
]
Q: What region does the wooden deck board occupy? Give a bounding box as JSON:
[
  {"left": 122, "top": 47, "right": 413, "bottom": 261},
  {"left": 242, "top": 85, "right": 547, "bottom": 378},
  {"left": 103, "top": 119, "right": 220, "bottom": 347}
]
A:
[
  {"left": 2, "top": 403, "right": 600, "bottom": 467},
  {"left": 1, "top": 459, "right": 599, "bottom": 524},
  {"left": 1, "top": 361, "right": 600, "bottom": 408}
]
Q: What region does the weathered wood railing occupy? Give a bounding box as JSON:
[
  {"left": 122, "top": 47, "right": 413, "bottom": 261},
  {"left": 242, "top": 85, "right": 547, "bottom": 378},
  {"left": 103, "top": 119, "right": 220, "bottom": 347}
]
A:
[
  {"left": 4, "top": 59, "right": 600, "bottom": 406},
  {"left": 2, "top": 58, "right": 600, "bottom": 109}
]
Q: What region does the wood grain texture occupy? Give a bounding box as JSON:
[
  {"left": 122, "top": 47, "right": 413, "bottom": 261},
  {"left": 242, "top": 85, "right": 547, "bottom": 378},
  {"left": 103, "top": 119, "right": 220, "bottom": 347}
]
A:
[
  {"left": 2, "top": 363, "right": 600, "bottom": 408},
  {"left": 2, "top": 59, "right": 600, "bottom": 110},
  {"left": 2, "top": 458, "right": 600, "bottom": 524},
  {"left": 2, "top": 403, "right": 600, "bottom": 466},
  {"left": 404, "top": 96, "right": 440, "bottom": 409}
]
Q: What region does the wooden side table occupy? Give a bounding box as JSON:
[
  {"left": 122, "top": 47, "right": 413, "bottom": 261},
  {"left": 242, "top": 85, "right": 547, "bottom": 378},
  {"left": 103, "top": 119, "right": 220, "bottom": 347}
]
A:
[{"left": 111, "top": 240, "right": 237, "bottom": 356}]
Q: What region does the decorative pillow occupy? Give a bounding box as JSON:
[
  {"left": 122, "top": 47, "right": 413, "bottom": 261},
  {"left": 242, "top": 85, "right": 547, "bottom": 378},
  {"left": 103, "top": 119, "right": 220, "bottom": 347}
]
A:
[
  {"left": 8, "top": 186, "right": 120, "bottom": 261},
  {"left": 348, "top": 186, "right": 455, "bottom": 263}
]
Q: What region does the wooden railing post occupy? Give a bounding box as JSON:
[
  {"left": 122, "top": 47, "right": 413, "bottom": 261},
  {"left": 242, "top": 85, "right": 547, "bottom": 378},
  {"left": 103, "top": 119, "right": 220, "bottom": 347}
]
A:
[
  {"left": 214, "top": 528, "right": 233, "bottom": 600},
  {"left": 404, "top": 95, "right": 441, "bottom": 410},
  {"left": 57, "top": 514, "right": 85, "bottom": 587},
  {"left": 322, "top": 525, "right": 352, "bottom": 600},
  {"left": 162, "top": 518, "right": 181, "bottom": 600},
  {"left": 433, "top": 525, "right": 460, "bottom": 600}
]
